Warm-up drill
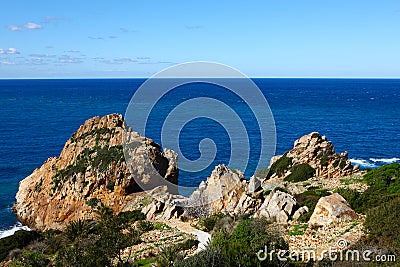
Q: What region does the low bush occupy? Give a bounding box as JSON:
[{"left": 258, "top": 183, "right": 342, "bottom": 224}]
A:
[
  {"left": 266, "top": 154, "right": 292, "bottom": 179},
  {"left": 0, "top": 230, "right": 41, "bottom": 261},
  {"left": 285, "top": 164, "right": 315, "bottom": 182},
  {"left": 210, "top": 217, "right": 289, "bottom": 266},
  {"left": 364, "top": 197, "right": 400, "bottom": 253}
]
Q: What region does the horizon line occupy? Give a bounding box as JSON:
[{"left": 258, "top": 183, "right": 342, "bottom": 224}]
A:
[{"left": 1, "top": 76, "right": 400, "bottom": 80}]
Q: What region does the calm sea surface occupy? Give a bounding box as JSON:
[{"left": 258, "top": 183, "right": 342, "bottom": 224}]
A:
[{"left": 0, "top": 78, "right": 399, "bottom": 233}]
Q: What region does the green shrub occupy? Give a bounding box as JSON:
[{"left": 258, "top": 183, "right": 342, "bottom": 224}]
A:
[
  {"left": 211, "top": 217, "right": 289, "bottom": 266},
  {"left": 116, "top": 210, "right": 146, "bottom": 224},
  {"left": 85, "top": 197, "right": 100, "bottom": 207},
  {"left": 285, "top": 164, "right": 315, "bottom": 182},
  {"left": 338, "top": 163, "right": 400, "bottom": 214},
  {"left": 176, "top": 238, "right": 199, "bottom": 251},
  {"left": 266, "top": 155, "right": 292, "bottom": 179},
  {"left": 0, "top": 230, "right": 41, "bottom": 261},
  {"left": 174, "top": 247, "right": 225, "bottom": 267},
  {"left": 363, "top": 162, "right": 400, "bottom": 187},
  {"left": 106, "top": 180, "right": 115, "bottom": 191},
  {"left": 199, "top": 213, "right": 224, "bottom": 232},
  {"left": 137, "top": 220, "right": 154, "bottom": 232},
  {"left": 364, "top": 197, "right": 400, "bottom": 253}
]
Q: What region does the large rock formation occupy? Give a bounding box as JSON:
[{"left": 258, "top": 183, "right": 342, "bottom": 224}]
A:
[
  {"left": 308, "top": 193, "right": 359, "bottom": 228},
  {"left": 187, "top": 164, "right": 260, "bottom": 217},
  {"left": 267, "top": 132, "right": 356, "bottom": 180},
  {"left": 14, "top": 114, "right": 178, "bottom": 231}
]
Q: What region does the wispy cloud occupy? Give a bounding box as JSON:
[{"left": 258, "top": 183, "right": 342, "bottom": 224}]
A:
[
  {"left": 137, "top": 56, "right": 151, "bottom": 60},
  {"left": 29, "top": 54, "right": 56, "bottom": 58},
  {"left": 24, "top": 22, "right": 43, "bottom": 29},
  {"left": 114, "top": 57, "right": 137, "bottom": 63},
  {"left": 65, "top": 50, "right": 80, "bottom": 53},
  {"left": 120, "top": 27, "right": 136, "bottom": 33},
  {"left": 94, "top": 57, "right": 137, "bottom": 64},
  {"left": 0, "top": 48, "right": 20, "bottom": 54},
  {"left": 46, "top": 45, "right": 54, "bottom": 49},
  {"left": 7, "top": 25, "right": 22, "bottom": 31},
  {"left": 58, "top": 55, "right": 83, "bottom": 64},
  {"left": 0, "top": 61, "right": 15, "bottom": 65},
  {"left": 109, "top": 36, "right": 118, "bottom": 39},
  {"left": 88, "top": 36, "right": 104, "bottom": 40}
]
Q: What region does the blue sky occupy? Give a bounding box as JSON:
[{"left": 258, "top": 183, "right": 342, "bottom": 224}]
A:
[{"left": 0, "top": 1, "right": 399, "bottom": 78}]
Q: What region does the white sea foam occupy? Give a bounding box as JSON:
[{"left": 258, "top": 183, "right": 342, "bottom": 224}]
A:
[
  {"left": 370, "top": 157, "right": 400, "bottom": 163},
  {"left": 0, "top": 222, "right": 31, "bottom": 239},
  {"left": 350, "top": 159, "right": 377, "bottom": 168}
]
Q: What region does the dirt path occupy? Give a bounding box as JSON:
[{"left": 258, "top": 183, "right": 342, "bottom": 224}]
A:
[{"left": 166, "top": 219, "right": 211, "bottom": 252}]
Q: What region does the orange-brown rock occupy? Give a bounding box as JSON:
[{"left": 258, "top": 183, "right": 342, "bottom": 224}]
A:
[{"left": 14, "top": 114, "right": 178, "bottom": 231}]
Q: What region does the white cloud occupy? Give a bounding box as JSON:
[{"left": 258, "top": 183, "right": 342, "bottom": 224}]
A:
[
  {"left": 114, "top": 57, "right": 137, "bottom": 63},
  {"left": 65, "top": 50, "right": 80, "bottom": 53},
  {"left": 7, "top": 25, "right": 22, "bottom": 31},
  {"left": 24, "top": 22, "right": 43, "bottom": 29},
  {"left": 29, "top": 54, "right": 56, "bottom": 58},
  {"left": 0, "top": 61, "right": 15, "bottom": 65},
  {"left": 0, "top": 48, "right": 20, "bottom": 54}
]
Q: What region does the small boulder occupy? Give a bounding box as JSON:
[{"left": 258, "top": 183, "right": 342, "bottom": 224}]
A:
[
  {"left": 293, "top": 206, "right": 309, "bottom": 221},
  {"left": 308, "top": 193, "right": 358, "bottom": 228}
]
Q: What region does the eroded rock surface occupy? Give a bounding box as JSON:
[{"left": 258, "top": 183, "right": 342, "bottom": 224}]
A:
[
  {"left": 308, "top": 193, "right": 359, "bottom": 228},
  {"left": 14, "top": 114, "right": 178, "bottom": 231}
]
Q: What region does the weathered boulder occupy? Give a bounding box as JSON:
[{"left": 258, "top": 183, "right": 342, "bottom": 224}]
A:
[
  {"left": 14, "top": 114, "right": 178, "bottom": 231},
  {"left": 292, "top": 206, "right": 309, "bottom": 221},
  {"left": 248, "top": 175, "right": 262, "bottom": 195},
  {"left": 255, "top": 190, "right": 297, "bottom": 223},
  {"left": 308, "top": 193, "right": 359, "bottom": 228},
  {"left": 186, "top": 165, "right": 261, "bottom": 217}
]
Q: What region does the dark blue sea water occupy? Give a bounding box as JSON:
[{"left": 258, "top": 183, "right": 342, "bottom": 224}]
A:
[{"left": 1, "top": 78, "right": 399, "bottom": 235}]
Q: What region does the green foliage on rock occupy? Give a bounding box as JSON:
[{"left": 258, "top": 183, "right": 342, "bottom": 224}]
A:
[
  {"left": 284, "top": 164, "right": 316, "bottom": 182},
  {"left": 51, "top": 145, "right": 124, "bottom": 192},
  {"left": 266, "top": 154, "right": 292, "bottom": 179}
]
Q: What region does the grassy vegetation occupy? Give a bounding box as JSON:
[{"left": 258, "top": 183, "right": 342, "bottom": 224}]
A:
[
  {"left": 335, "top": 163, "right": 400, "bottom": 214},
  {"left": 0, "top": 230, "right": 41, "bottom": 262},
  {"left": 284, "top": 164, "right": 316, "bottom": 182},
  {"left": 266, "top": 154, "right": 292, "bottom": 179},
  {"left": 3, "top": 206, "right": 151, "bottom": 266},
  {"left": 288, "top": 224, "right": 308, "bottom": 236},
  {"left": 70, "top": 127, "right": 116, "bottom": 144},
  {"left": 51, "top": 145, "right": 124, "bottom": 192}
]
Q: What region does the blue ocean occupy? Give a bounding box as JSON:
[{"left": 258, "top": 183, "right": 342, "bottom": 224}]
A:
[{"left": 1, "top": 78, "right": 399, "bottom": 235}]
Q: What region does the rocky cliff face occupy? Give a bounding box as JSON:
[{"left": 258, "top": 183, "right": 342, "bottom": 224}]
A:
[
  {"left": 14, "top": 114, "right": 178, "bottom": 231},
  {"left": 268, "top": 132, "right": 357, "bottom": 179}
]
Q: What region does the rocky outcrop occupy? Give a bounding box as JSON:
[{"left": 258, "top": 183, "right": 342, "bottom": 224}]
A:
[
  {"left": 254, "top": 190, "right": 303, "bottom": 223},
  {"left": 267, "top": 132, "right": 356, "bottom": 180},
  {"left": 14, "top": 114, "right": 178, "bottom": 231},
  {"left": 308, "top": 193, "right": 359, "bottom": 228},
  {"left": 187, "top": 165, "right": 261, "bottom": 217}
]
